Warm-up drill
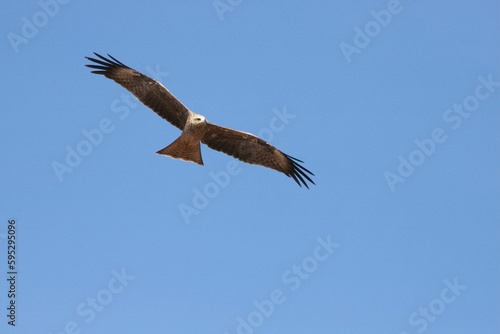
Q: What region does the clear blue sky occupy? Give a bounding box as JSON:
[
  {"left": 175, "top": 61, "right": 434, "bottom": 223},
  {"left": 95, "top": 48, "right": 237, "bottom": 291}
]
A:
[{"left": 1, "top": 1, "right": 499, "bottom": 333}]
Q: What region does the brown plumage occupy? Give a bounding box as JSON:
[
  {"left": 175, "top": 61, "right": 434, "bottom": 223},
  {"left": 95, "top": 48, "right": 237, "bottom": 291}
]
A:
[{"left": 85, "top": 53, "right": 315, "bottom": 188}]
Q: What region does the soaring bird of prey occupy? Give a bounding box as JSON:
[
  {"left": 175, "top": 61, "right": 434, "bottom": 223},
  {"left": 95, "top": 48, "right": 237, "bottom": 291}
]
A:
[{"left": 85, "top": 53, "right": 315, "bottom": 188}]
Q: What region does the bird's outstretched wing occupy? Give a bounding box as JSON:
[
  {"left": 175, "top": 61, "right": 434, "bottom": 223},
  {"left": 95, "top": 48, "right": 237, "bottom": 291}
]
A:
[
  {"left": 85, "top": 53, "right": 189, "bottom": 130},
  {"left": 202, "top": 123, "right": 315, "bottom": 188}
]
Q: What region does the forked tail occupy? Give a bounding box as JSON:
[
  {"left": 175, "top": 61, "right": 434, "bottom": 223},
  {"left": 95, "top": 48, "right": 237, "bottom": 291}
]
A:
[{"left": 156, "top": 136, "right": 204, "bottom": 165}]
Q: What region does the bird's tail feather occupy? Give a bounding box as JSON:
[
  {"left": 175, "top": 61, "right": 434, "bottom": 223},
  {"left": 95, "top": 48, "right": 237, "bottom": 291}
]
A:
[{"left": 156, "top": 137, "right": 204, "bottom": 165}]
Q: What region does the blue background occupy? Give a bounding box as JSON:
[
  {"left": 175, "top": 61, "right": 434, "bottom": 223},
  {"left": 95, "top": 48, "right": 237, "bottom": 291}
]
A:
[{"left": 1, "top": 1, "right": 499, "bottom": 333}]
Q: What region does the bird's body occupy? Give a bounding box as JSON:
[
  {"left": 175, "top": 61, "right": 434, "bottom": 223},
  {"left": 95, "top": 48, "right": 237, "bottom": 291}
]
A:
[
  {"left": 157, "top": 113, "right": 207, "bottom": 165},
  {"left": 85, "top": 53, "right": 315, "bottom": 188}
]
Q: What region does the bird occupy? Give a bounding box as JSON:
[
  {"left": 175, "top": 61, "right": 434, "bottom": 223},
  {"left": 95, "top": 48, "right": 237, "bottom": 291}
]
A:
[{"left": 85, "top": 53, "right": 315, "bottom": 188}]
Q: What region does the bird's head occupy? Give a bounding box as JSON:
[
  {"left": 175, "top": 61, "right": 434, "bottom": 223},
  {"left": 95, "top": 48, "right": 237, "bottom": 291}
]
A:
[
  {"left": 191, "top": 113, "right": 207, "bottom": 125},
  {"left": 185, "top": 113, "right": 208, "bottom": 138}
]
